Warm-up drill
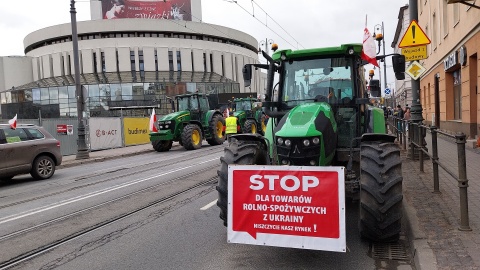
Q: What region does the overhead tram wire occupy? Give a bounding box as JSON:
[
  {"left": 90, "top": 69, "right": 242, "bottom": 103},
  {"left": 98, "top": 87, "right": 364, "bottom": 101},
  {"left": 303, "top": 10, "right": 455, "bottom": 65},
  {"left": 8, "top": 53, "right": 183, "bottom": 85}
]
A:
[
  {"left": 232, "top": 1, "right": 299, "bottom": 50},
  {"left": 250, "top": 0, "right": 305, "bottom": 49}
]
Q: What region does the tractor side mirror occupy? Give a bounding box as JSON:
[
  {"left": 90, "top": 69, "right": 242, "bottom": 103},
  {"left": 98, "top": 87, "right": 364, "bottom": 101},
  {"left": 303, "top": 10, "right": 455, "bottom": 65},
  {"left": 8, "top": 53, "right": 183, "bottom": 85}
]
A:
[
  {"left": 369, "top": 79, "right": 381, "bottom": 97},
  {"left": 392, "top": 54, "right": 406, "bottom": 80},
  {"left": 243, "top": 65, "right": 252, "bottom": 87}
]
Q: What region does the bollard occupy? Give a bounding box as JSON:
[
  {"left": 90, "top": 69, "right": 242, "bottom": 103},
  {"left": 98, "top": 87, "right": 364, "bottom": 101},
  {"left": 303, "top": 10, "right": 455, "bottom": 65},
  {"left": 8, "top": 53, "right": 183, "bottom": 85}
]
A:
[
  {"left": 419, "top": 125, "right": 424, "bottom": 172},
  {"left": 430, "top": 126, "right": 440, "bottom": 193},
  {"left": 456, "top": 133, "right": 471, "bottom": 231}
]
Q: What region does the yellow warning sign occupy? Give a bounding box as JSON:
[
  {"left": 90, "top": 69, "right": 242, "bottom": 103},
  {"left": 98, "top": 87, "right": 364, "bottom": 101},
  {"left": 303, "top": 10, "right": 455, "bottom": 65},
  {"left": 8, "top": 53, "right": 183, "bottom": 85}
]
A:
[
  {"left": 398, "top": 20, "right": 431, "bottom": 48},
  {"left": 402, "top": 45, "right": 428, "bottom": 61}
]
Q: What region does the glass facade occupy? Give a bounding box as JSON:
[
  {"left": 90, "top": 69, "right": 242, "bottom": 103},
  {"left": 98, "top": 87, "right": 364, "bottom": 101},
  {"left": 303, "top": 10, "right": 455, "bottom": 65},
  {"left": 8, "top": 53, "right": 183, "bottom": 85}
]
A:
[{"left": 1, "top": 79, "right": 244, "bottom": 119}]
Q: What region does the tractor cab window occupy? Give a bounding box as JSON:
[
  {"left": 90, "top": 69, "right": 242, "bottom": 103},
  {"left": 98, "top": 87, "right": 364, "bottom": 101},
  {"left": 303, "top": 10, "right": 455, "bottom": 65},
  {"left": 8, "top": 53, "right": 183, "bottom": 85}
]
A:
[
  {"left": 282, "top": 57, "right": 354, "bottom": 106},
  {"left": 199, "top": 96, "right": 209, "bottom": 111},
  {"left": 189, "top": 95, "right": 199, "bottom": 111},
  {"left": 177, "top": 96, "right": 189, "bottom": 111},
  {"left": 235, "top": 100, "right": 252, "bottom": 111}
]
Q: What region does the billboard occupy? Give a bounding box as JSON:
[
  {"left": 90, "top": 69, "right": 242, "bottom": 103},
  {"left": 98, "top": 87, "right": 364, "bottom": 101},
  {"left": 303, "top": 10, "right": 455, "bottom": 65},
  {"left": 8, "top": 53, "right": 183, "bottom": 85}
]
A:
[
  {"left": 123, "top": 117, "right": 150, "bottom": 146},
  {"left": 102, "top": 0, "right": 192, "bottom": 21}
]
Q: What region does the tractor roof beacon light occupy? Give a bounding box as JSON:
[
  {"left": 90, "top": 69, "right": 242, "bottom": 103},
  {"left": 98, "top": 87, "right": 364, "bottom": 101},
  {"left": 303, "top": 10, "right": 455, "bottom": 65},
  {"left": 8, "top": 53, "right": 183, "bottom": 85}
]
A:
[{"left": 271, "top": 43, "right": 279, "bottom": 52}]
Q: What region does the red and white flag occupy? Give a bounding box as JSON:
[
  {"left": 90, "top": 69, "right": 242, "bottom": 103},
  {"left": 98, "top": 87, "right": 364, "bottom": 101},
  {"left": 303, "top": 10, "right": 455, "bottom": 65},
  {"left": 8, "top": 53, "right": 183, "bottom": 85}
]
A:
[
  {"left": 361, "top": 27, "right": 379, "bottom": 67},
  {"left": 149, "top": 109, "right": 158, "bottom": 132},
  {"left": 8, "top": 114, "right": 17, "bottom": 129}
]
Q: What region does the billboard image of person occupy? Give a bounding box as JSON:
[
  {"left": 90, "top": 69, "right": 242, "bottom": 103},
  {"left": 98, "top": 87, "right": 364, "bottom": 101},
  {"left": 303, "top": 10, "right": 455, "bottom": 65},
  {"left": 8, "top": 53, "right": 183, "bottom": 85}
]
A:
[{"left": 102, "top": 0, "right": 192, "bottom": 21}]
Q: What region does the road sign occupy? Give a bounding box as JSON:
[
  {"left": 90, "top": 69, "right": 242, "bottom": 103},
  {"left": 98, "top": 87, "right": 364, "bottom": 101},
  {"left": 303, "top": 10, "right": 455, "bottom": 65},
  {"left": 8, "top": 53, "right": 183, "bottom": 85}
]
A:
[
  {"left": 405, "top": 61, "right": 426, "bottom": 80},
  {"left": 385, "top": 88, "right": 391, "bottom": 95},
  {"left": 402, "top": 45, "right": 428, "bottom": 61},
  {"left": 228, "top": 165, "right": 346, "bottom": 252},
  {"left": 399, "top": 20, "right": 431, "bottom": 48}
]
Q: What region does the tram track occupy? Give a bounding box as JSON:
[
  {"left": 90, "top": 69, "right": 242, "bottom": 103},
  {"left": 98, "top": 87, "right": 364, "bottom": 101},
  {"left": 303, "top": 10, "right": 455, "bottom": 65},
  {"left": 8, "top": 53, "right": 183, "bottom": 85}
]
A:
[
  {"left": 0, "top": 163, "right": 219, "bottom": 269},
  {"left": 0, "top": 145, "right": 223, "bottom": 210}
]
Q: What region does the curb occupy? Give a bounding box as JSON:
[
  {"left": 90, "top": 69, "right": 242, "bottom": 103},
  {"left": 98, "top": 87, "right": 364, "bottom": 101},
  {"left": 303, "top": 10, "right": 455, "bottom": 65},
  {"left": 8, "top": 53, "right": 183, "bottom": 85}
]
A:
[
  {"left": 57, "top": 149, "right": 152, "bottom": 169},
  {"left": 403, "top": 196, "right": 437, "bottom": 270}
]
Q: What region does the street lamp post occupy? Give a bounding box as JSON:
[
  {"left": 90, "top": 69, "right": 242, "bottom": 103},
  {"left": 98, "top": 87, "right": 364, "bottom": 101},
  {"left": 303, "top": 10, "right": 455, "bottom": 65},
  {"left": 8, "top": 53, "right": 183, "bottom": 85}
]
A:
[
  {"left": 70, "top": 0, "right": 89, "bottom": 160},
  {"left": 259, "top": 39, "right": 277, "bottom": 55},
  {"left": 373, "top": 22, "right": 388, "bottom": 93}
]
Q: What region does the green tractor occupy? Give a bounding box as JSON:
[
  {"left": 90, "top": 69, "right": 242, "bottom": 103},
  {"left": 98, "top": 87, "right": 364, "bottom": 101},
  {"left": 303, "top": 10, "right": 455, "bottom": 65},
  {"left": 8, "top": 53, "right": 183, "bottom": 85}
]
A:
[
  {"left": 216, "top": 44, "right": 406, "bottom": 243},
  {"left": 231, "top": 97, "right": 267, "bottom": 135},
  {"left": 150, "top": 93, "right": 225, "bottom": 151}
]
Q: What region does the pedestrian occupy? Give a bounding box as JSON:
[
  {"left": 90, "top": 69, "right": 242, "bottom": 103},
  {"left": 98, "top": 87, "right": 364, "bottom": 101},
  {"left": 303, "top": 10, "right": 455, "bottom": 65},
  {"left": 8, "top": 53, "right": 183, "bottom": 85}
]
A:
[
  {"left": 396, "top": 105, "right": 404, "bottom": 133},
  {"left": 404, "top": 106, "right": 411, "bottom": 132},
  {"left": 225, "top": 114, "right": 239, "bottom": 142}
]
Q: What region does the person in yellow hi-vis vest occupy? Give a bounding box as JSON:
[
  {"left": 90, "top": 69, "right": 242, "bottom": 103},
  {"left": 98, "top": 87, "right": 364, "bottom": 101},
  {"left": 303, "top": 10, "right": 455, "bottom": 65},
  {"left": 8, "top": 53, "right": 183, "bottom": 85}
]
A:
[{"left": 225, "top": 114, "right": 239, "bottom": 142}]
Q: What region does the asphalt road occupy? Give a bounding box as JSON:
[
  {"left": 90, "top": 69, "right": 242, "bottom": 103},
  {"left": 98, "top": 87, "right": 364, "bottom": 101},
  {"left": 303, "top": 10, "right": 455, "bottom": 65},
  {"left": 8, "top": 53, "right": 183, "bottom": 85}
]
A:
[{"left": 0, "top": 144, "right": 415, "bottom": 270}]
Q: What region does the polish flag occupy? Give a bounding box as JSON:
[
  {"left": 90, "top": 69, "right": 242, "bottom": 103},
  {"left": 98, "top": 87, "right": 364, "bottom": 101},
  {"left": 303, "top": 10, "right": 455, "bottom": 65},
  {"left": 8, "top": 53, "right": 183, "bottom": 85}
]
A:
[
  {"left": 8, "top": 114, "right": 17, "bottom": 129},
  {"left": 149, "top": 109, "right": 158, "bottom": 132},
  {"left": 361, "top": 27, "right": 379, "bottom": 67}
]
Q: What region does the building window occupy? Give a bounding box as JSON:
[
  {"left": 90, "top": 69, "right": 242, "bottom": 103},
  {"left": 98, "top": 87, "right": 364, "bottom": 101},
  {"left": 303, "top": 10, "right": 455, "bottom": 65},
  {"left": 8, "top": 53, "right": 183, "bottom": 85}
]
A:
[
  {"left": 432, "top": 12, "right": 437, "bottom": 49},
  {"left": 101, "top": 52, "right": 106, "bottom": 73},
  {"left": 154, "top": 49, "right": 158, "bottom": 72},
  {"left": 191, "top": 51, "right": 194, "bottom": 72},
  {"left": 203, "top": 53, "right": 207, "bottom": 72},
  {"left": 453, "top": 70, "right": 462, "bottom": 120},
  {"left": 168, "top": 50, "right": 174, "bottom": 72},
  {"left": 210, "top": 54, "right": 214, "bottom": 74},
  {"left": 442, "top": 0, "right": 449, "bottom": 37},
  {"left": 130, "top": 50, "right": 136, "bottom": 72},
  {"left": 116, "top": 50, "right": 120, "bottom": 72},
  {"left": 93, "top": 52, "right": 98, "bottom": 74},
  {"left": 177, "top": 51, "right": 182, "bottom": 72},
  {"left": 221, "top": 55, "right": 225, "bottom": 76},
  {"left": 61, "top": 55, "right": 65, "bottom": 76},
  {"left": 139, "top": 50, "right": 145, "bottom": 79},
  {"left": 68, "top": 55, "right": 72, "bottom": 75},
  {"left": 453, "top": 3, "right": 460, "bottom": 25}
]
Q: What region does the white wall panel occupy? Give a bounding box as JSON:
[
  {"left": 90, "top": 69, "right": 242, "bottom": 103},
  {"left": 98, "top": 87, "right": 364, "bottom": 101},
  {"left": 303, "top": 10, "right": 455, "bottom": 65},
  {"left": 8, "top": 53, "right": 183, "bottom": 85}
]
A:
[
  {"left": 212, "top": 51, "right": 222, "bottom": 75},
  {"left": 180, "top": 48, "right": 192, "bottom": 72},
  {"left": 117, "top": 47, "right": 131, "bottom": 72},
  {"left": 81, "top": 49, "right": 94, "bottom": 74},
  {"left": 157, "top": 47, "right": 169, "bottom": 71},
  {"left": 41, "top": 55, "right": 51, "bottom": 78},
  {"left": 192, "top": 49, "right": 203, "bottom": 72},
  {"left": 51, "top": 53, "right": 63, "bottom": 77},
  {"left": 223, "top": 52, "right": 233, "bottom": 80},
  {"left": 143, "top": 47, "right": 156, "bottom": 71},
  {"left": 104, "top": 48, "right": 117, "bottom": 72}
]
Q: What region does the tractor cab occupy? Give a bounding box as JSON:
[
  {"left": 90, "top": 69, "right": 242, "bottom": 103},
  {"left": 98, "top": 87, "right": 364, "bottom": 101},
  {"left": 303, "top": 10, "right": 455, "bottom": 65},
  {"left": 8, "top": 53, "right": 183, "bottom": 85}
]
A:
[{"left": 176, "top": 93, "right": 210, "bottom": 122}]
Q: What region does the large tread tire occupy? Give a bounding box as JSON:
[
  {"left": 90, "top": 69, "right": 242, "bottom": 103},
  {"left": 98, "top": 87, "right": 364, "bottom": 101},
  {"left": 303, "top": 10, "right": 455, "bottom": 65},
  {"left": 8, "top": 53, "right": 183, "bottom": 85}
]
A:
[
  {"left": 152, "top": 140, "right": 173, "bottom": 152},
  {"left": 30, "top": 155, "right": 56, "bottom": 180},
  {"left": 243, "top": 119, "right": 257, "bottom": 134},
  {"left": 359, "top": 141, "right": 403, "bottom": 242},
  {"left": 216, "top": 140, "right": 270, "bottom": 226},
  {"left": 207, "top": 115, "right": 226, "bottom": 146},
  {"left": 181, "top": 124, "right": 203, "bottom": 150}
]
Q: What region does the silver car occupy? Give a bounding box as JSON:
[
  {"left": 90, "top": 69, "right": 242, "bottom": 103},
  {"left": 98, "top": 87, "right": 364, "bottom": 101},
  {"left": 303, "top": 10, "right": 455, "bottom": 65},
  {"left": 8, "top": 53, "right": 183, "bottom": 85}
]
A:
[{"left": 0, "top": 124, "right": 62, "bottom": 180}]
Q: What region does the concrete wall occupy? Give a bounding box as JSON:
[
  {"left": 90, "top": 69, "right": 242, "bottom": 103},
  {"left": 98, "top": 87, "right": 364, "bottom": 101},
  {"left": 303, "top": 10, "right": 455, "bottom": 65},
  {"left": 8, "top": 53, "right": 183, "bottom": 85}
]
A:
[{"left": 0, "top": 56, "right": 34, "bottom": 92}]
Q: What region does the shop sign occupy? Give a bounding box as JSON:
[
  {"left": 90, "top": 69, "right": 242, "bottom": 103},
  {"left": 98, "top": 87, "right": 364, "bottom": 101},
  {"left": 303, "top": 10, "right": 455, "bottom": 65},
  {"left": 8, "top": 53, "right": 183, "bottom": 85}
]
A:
[{"left": 444, "top": 51, "right": 458, "bottom": 71}]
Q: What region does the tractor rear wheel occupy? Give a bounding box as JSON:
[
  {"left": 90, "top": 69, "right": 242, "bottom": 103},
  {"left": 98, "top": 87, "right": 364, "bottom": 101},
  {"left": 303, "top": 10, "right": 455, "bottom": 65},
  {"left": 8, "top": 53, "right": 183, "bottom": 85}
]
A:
[
  {"left": 181, "top": 124, "right": 203, "bottom": 150},
  {"left": 207, "top": 115, "right": 226, "bottom": 146},
  {"left": 243, "top": 120, "right": 257, "bottom": 134},
  {"left": 152, "top": 140, "right": 173, "bottom": 152},
  {"left": 359, "top": 141, "right": 403, "bottom": 242},
  {"left": 217, "top": 140, "right": 269, "bottom": 226}
]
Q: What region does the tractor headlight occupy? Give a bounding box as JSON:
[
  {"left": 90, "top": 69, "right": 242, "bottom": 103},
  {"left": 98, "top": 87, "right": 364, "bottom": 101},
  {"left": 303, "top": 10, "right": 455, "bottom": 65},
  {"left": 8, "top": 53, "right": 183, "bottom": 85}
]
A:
[
  {"left": 165, "top": 125, "right": 169, "bottom": 129},
  {"left": 281, "top": 159, "right": 290, "bottom": 165},
  {"left": 309, "top": 160, "right": 316, "bottom": 166},
  {"left": 348, "top": 47, "right": 355, "bottom": 55},
  {"left": 159, "top": 125, "right": 164, "bottom": 129},
  {"left": 277, "top": 137, "right": 284, "bottom": 145},
  {"left": 284, "top": 139, "right": 292, "bottom": 147},
  {"left": 280, "top": 53, "right": 287, "bottom": 61},
  {"left": 303, "top": 139, "right": 310, "bottom": 146},
  {"left": 312, "top": 137, "right": 320, "bottom": 145},
  {"left": 165, "top": 121, "right": 171, "bottom": 124}
]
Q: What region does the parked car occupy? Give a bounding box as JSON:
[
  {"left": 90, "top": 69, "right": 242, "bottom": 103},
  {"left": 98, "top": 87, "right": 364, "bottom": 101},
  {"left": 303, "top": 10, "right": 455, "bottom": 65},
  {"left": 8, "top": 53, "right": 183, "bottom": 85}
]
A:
[{"left": 0, "top": 124, "right": 62, "bottom": 180}]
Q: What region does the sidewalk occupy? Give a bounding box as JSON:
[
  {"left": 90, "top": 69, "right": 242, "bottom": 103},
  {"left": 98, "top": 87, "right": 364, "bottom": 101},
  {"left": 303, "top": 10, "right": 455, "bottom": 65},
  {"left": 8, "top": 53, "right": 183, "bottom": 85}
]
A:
[{"left": 402, "top": 133, "right": 480, "bottom": 270}]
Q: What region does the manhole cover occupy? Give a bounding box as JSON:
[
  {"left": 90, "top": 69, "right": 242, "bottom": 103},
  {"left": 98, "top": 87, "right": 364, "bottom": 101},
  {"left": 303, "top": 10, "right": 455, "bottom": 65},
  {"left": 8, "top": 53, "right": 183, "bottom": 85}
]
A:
[{"left": 371, "top": 242, "right": 408, "bottom": 261}]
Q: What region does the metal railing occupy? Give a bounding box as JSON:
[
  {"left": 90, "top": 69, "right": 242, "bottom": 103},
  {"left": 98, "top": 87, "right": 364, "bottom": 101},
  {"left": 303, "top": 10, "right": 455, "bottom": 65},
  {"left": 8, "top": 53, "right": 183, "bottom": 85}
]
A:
[{"left": 387, "top": 116, "right": 471, "bottom": 231}]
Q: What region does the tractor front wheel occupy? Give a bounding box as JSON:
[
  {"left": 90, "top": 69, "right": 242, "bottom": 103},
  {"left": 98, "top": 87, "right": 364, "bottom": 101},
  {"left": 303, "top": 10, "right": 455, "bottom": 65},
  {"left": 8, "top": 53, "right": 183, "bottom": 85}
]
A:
[
  {"left": 359, "top": 141, "right": 403, "bottom": 242},
  {"left": 217, "top": 140, "right": 269, "bottom": 226},
  {"left": 152, "top": 140, "right": 173, "bottom": 152},
  {"left": 243, "top": 120, "right": 257, "bottom": 134},
  {"left": 181, "top": 124, "right": 203, "bottom": 150},
  {"left": 207, "top": 115, "right": 226, "bottom": 146}
]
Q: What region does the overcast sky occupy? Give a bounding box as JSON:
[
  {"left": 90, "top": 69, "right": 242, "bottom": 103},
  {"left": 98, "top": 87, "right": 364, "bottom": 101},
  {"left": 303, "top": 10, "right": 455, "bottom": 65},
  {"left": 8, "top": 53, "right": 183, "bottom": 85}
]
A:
[{"left": 0, "top": 0, "right": 408, "bottom": 88}]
